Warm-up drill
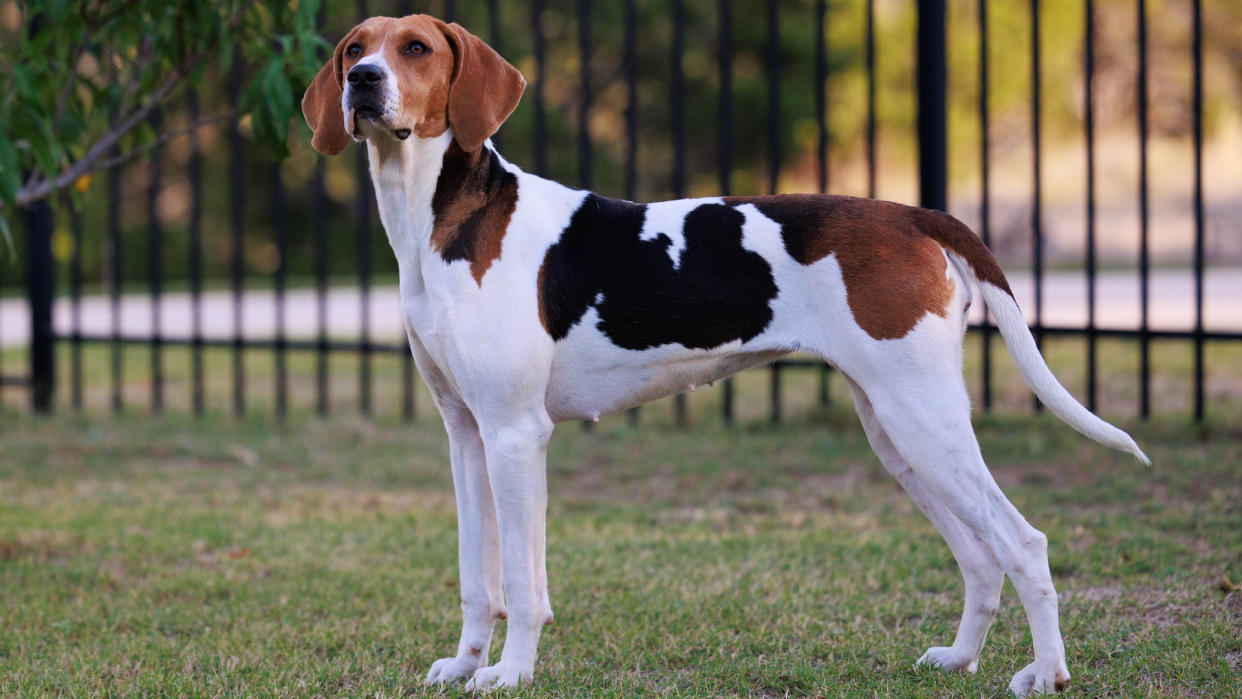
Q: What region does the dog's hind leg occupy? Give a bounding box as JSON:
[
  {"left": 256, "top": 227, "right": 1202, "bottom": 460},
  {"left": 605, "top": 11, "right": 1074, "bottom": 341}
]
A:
[
  {"left": 844, "top": 376, "right": 1003, "bottom": 673},
  {"left": 847, "top": 356, "right": 1070, "bottom": 696}
]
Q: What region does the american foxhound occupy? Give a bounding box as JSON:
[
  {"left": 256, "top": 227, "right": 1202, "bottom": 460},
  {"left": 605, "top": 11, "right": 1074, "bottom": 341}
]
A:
[{"left": 301, "top": 14, "right": 1148, "bottom": 695}]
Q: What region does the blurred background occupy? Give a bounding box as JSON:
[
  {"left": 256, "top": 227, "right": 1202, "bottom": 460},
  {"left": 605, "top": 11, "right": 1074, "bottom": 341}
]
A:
[{"left": 1, "top": 0, "right": 1239, "bottom": 424}]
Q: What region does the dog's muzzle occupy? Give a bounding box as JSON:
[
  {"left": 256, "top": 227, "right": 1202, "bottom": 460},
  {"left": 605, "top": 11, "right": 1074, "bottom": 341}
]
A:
[{"left": 345, "top": 64, "right": 389, "bottom": 137}]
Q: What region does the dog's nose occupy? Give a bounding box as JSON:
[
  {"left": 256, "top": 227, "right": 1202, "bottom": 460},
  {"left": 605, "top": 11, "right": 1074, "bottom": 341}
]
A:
[{"left": 347, "top": 64, "right": 384, "bottom": 89}]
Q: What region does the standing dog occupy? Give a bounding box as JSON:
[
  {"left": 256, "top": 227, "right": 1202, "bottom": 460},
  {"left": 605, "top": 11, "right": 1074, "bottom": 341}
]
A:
[{"left": 302, "top": 14, "right": 1148, "bottom": 695}]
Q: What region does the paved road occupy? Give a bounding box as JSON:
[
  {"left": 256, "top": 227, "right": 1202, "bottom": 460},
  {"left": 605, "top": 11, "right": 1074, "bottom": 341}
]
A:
[{"left": 1, "top": 268, "right": 1239, "bottom": 348}]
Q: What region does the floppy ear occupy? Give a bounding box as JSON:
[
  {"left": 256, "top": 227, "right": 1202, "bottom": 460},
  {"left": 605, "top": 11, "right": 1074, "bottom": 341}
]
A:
[
  {"left": 438, "top": 21, "right": 526, "bottom": 152},
  {"left": 301, "top": 43, "right": 349, "bottom": 156}
]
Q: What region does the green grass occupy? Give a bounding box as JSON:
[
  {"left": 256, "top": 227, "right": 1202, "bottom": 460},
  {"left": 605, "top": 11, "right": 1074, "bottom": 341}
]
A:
[{"left": 1, "top": 406, "right": 1239, "bottom": 697}]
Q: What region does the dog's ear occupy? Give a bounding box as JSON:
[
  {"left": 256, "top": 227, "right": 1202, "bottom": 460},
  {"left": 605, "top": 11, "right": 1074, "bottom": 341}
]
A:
[
  {"left": 438, "top": 20, "right": 526, "bottom": 152},
  {"left": 301, "top": 37, "right": 350, "bottom": 156}
]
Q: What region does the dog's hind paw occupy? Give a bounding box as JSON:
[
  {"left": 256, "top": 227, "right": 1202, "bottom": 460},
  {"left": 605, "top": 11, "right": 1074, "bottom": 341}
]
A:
[
  {"left": 424, "top": 655, "right": 483, "bottom": 685},
  {"left": 1009, "top": 661, "right": 1070, "bottom": 696},
  {"left": 916, "top": 645, "right": 979, "bottom": 673},
  {"left": 464, "top": 662, "right": 533, "bottom": 691}
]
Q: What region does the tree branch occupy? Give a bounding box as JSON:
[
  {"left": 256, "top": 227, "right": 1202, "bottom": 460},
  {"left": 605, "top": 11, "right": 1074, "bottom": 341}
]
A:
[
  {"left": 12, "top": 0, "right": 257, "bottom": 209},
  {"left": 92, "top": 111, "right": 235, "bottom": 171}
]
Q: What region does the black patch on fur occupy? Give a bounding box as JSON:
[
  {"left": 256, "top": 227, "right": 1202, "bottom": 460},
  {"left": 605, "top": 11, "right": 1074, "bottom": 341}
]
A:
[{"left": 538, "top": 194, "right": 778, "bottom": 350}]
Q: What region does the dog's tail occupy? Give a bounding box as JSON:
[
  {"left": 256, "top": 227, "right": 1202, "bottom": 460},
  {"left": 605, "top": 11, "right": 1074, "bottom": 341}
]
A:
[{"left": 926, "top": 211, "right": 1151, "bottom": 465}]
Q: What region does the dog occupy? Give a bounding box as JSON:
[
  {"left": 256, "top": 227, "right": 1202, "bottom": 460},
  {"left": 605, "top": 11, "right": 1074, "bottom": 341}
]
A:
[{"left": 301, "top": 14, "right": 1149, "bottom": 695}]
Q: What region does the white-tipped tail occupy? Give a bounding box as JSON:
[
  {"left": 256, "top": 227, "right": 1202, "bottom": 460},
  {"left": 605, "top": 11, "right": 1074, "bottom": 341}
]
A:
[{"left": 979, "top": 281, "right": 1151, "bottom": 465}]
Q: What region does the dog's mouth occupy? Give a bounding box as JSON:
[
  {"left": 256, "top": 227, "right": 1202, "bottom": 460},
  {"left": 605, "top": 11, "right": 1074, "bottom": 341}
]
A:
[{"left": 346, "top": 104, "right": 411, "bottom": 141}]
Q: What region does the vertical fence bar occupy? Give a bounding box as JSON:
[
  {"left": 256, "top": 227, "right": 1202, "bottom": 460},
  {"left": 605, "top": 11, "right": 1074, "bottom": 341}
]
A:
[
  {"left": 767, "top": 0, "right": 781, "bottom": 425},
  {"left": 108, "top": 129, "right": 122, "bottom": 412},
  {"left": 229, "top": 48, "right": 245, "bottom": 416},
  {"left": 314, "top": 4, "right": 330, "bottom": 417},
  {"left": 1030, "top": 0, "right": 1043, "bottom": 412},
  {"left": 314, "top": 157, "right": 329, "bottom": 416},
  {"left": 356, "top": 0, "right": 372, "bottom": 417},
  {"left": 356, "top": 152, "right": 372, "bottom": 417},
  {"left": 624, "top": 0, "right": 640, "bottom": 427},
  {"left": 487, "top": 0, "right": 502, "bottom": 153},
  {"left": 866, "top": 0, "right": 877, "bottom": 199},
  {"left": 978, "top": 0, "right": 993, "bottom": 411},
  {"left": 672, "top": 0, "right": 688, "bottom": 429},
  {"left": 24, "top": 199, "right": 54, "bottom": 413},
  {"left": 1191, "top": 0, "right": 1204, "bottom": 421},
  {"left": 577, "top": 0, "right": 591, "bottom": 191},
  {"left": 815, "top": 0, "right": 827, "bottom": 196},
  {"left": 531, "top": 0, "right": 547, "bottom": 176},
  {"left": 671, "top": 0, "right": 685, "bottom": 200},
  {"left": 720, "top": 0, "right": 736, "bottom": 425},
  {"left": 273, "top": 159, "right": 288, "bottom": 418},
  {"left": 69, "top": 199, "right": 82, "bottom": 409},
  {"left": 624, "top": 0, "right": 638, "bottom": 204},
  {"left": 23, "top": 15, "right": 53, "bottom": 414},
  {"left": 188, "top": 89, "right": 204, "bottom": 415},
  {"left": 1137, "top": 0, "right": 1150, "bottom": 418},
  {"left": 1084, "top": 0, "right": 1097, "bottom": 413},
  {"left": 917, "top": 0, "right": 947, "bottom": 213},
  {"left": 766, "top": 0, "right": 780, "bottom": 196},
  {"left": 442, "top": 0, "right": 455, "bottom": 23},
  {"left": 147, "top": 108, "right": 163, "bottom": 414}
]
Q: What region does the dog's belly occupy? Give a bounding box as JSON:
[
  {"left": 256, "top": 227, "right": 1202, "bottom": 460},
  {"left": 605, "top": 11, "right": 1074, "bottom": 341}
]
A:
[{"left": 543, "top": 313, "right": 788, "bottom": 422}]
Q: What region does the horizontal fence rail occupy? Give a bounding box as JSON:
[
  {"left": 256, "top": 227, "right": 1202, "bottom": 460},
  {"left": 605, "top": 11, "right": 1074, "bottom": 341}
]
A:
[{"left": 3, "top": 0, "right": 1237, "bottom": 425}]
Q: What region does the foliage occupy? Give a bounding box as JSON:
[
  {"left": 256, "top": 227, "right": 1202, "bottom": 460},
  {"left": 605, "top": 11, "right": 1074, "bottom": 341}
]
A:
[{"left": 0, "top": 0, "right": 328, "bottom": 249}]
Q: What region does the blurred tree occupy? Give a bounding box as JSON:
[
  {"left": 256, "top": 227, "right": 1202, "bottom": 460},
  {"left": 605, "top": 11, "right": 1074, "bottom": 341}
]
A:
[{"left": 0, "top": 0, "right": 326, "bottom": 249}]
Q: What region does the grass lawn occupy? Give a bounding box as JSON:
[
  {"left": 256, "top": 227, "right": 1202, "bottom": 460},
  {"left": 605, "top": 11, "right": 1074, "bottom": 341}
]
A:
[{"left": 1, "top": 404, "right": 1239, "bottom": 697}]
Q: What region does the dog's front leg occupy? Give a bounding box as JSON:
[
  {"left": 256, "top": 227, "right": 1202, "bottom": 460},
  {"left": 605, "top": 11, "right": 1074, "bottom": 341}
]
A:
[
  {"left": 424, "top": 402, "right": 506, "bottom": 685},
  {"left": 464, "top": 412, "right": 555, "bottom": 691}
]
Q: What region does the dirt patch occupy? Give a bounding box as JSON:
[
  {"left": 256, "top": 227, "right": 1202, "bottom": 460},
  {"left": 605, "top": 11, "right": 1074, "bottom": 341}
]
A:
[{"left": 0, "top": 529, "right": 90, "bottom": 562}]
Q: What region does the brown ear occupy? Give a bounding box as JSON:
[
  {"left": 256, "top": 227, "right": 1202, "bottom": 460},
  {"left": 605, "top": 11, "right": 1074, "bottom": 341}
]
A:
[
  {"left": 301, "top": 43, "right": 349, "bottom": 156},
  {"left": 439, "top": 21, "right": 526, "bottom": 152}
]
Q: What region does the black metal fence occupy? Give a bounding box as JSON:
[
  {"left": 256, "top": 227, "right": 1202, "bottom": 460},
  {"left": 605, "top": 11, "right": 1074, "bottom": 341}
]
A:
[{"left": 2, "top": 0, "right": 1236, "bottom": 424}]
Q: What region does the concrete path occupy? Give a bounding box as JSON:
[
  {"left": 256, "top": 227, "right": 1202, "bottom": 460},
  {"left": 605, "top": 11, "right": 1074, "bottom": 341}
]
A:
[{"left": 1, "top": 268, "right": 1239, "bottom": 349}]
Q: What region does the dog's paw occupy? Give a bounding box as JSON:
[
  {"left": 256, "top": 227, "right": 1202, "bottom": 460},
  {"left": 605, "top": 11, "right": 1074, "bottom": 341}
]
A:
[
  {"left": 1009, "top": 661, "right": 1070, "bottom": 696},
  {"left": 424, "top": 655, "right": 483, "bottom": 685},
  {"left": 916, "top": 646, "right": 979, "bottom": 673},
  {"left": 464, "top": 662, "right": 532, "bottom": 691}
]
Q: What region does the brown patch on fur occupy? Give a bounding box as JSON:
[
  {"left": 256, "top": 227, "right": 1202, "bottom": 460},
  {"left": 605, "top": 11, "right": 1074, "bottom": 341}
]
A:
[
  {"left": 725, "top": 195, "right": 1009, "bottom": 340},
  {"left": 430, "top": 142, "right": 518, "bottom": 285}
]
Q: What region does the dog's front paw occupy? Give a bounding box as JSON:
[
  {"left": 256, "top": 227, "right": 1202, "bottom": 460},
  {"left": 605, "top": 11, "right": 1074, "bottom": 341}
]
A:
[
  {"left": 424, "top": 655, "right": 483, "bottom": 685},
  {"left": 1009, "top": 661, "right": 1069, "bottom": 696},
  {"left": 464, "top": 662, "right": 533, "bottom": 691},
  {"left": 917, "top": 645, "right": 979, "bottom": 673}
]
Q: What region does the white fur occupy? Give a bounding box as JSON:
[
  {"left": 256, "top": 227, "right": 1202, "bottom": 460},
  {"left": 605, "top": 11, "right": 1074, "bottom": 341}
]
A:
[{"left": 344, "top": 40, "right": 1145, "bottom": 694}]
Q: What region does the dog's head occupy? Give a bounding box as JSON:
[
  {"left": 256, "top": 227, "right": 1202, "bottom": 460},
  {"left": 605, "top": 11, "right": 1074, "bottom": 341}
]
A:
[{"left": 301, "top": 15, "right": 525, "bottom": 156}]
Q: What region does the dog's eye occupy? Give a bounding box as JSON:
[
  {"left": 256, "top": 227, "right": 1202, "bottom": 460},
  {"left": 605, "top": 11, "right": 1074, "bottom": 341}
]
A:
[
  {"left": 346, "top": 44, "right": 362, "bottom": 58},
  {"left": 405, "top": 40, "right": 428, "bottom": 55}
]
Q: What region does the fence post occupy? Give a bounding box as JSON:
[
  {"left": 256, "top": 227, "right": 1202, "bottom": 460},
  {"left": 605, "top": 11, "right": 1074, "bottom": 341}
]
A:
[
  {"left": 917, "top": 0, "right": 947, "bottom": 212},
  {"left": 24, "top": 199, "right": 55, "bottom": 413}
]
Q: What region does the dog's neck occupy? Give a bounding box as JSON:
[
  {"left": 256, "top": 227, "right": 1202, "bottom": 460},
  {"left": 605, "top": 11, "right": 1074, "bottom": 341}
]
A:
[
  {"left": 364, "top": 128, "right": 521, "bottom": 291},
  {"left": 364, "top": 128, "right": 455, "bottom": 276}
]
